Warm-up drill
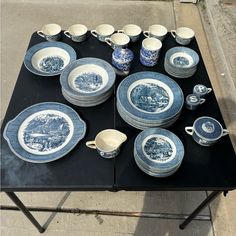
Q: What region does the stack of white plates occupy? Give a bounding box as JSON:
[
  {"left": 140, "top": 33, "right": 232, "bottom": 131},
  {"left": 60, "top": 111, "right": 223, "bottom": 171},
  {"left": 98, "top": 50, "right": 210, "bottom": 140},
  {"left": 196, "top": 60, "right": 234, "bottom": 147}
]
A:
[
  {"left": 117, "top": 72, "right": 184, "bottom": 130},
  {"left": 134, "top": 128, "right": 184, "bottom": 177},
  {"left": 164, "top": 47, "right": 199, "bottom": 78},
  {"left": 60, "top": 58, "right": 116, "bottom": 107}
]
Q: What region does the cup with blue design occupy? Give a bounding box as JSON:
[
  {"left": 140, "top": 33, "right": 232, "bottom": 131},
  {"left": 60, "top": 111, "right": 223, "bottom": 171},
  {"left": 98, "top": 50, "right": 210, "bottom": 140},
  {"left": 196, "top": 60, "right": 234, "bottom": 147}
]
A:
[
  {"left": 185, "top": 94, "right": 205, "bottom": 110},
  {"left": 64, "top": 24, "right": 87, "bottom": 42},
  {"left": 91, "top": 24, "right": 115, "bottom": 42},
  {"left": 37, "top": 23, "right": 62, "bottom": 41},
  {"left": 143, "top": 24, "right": 168, "bottom": 41},
  {"left": 118, "top": 24, "right": 142, "bottom": 42},
  {"left": 171, "top": 27, "right": 194, "bottom": 45},
  {"left": 193, "top": 84, "right": 212, "bottom": 98},
  {"left": 140, "top": 38, "right": 162, "bottom": 67},
  {"left": 105, "top": 33, "right": 130, "bottom": 50}
]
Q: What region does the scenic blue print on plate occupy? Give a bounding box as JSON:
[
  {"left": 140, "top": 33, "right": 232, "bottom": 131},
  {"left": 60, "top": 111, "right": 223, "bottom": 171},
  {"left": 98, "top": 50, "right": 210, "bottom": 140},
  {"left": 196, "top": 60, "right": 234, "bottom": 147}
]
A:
[
  {"left": 23, "top": 114, "right": 70, "bottom": 152},
  {"left": 173, "top": 56, "right": 189, "bottom": 67},
  {"left": 130, "top": 83, "right": 170, "bottom": 113},
  {"left": 39, "top": 56, "right": 64, "bottom": 73},
  {"left": 74, "top": 72, "right": 103, "bottom": 92},
  {"left": 144, "top": 136, "right": 173, "bottom": 162}
]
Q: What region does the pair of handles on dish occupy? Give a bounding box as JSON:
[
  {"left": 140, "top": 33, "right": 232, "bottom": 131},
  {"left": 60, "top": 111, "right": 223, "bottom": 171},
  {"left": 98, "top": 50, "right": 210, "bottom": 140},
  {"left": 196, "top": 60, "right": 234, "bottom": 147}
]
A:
[{"left": 185, "top": 127, "right": 229, "bottom": 136}]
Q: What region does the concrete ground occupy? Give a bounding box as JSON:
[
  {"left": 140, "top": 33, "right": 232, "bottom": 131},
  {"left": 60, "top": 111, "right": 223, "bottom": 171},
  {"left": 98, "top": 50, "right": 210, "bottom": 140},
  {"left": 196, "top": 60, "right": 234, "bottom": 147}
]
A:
[{"left": 1, "top": 0, "right": 236, "bottom": 235}]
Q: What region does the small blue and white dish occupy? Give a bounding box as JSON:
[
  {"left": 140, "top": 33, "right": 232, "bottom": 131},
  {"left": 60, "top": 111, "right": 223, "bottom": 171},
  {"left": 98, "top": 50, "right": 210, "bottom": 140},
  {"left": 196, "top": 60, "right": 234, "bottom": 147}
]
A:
[
  {"left": 164, "top": 47, "right": 199, "bottom": 78},
  {"left": 117, "top": 72, "right": 184, "bottom": 129},
  {"left": 24, "top": 42, "right": 77, "bottom": 76},
  {"left": 60, "top": 57, "right": 116, "bottom": 107},
  {"left": 193, "top": 84, "right": 212, "bottom": 98},
  {"left": 185, "top": 116, "right": 229, "bottom": 146},
  {"left": 3, "top": 102, "right": 86, "bottom": 163},
  {"left": 185, "top": 94, "right": 205, "bottom": 110},
  {"left": 134, "top": 128, "right": 184, "bottom": 177}
]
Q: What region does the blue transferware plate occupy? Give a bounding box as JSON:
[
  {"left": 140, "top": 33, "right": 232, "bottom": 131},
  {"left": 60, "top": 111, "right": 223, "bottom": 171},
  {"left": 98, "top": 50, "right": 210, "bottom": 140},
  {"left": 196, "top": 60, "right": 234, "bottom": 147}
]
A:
[
  {"left": 117, "top": 72, "right": 184, "bottom": 122},
  {"left": 24, "top": 42, "right": 77, "bottom": 76},
  {"left": 60, "top": 58, "right": 116, "bottom": 99},
  {"left": 3, "top": 102, "right": 86, "bottom": 163},
  {"left": 134, "top": 128, "right": 184, "bottom": 171}
]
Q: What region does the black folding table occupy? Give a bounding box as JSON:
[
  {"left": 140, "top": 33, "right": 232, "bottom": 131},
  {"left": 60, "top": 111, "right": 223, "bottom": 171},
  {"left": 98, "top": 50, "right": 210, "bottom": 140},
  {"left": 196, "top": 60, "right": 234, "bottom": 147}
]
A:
[{"left": 1, "top": 32, "right": 236, "bottom": 233}]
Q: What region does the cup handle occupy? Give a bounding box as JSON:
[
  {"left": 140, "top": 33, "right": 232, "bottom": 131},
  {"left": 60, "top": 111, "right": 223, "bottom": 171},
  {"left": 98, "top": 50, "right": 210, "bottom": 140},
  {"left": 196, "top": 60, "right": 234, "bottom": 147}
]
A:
[
  {"left": 86, "top": 141, "right": 97, "bottom": 149},
  {"left": 207, "top": 88, "right": 212, "bottom": 94},
  {"left": 91, "top": 30, "right": 98, "bottom": 38},
  {"left": 200, "top": 98, "right": 206, "bottom": 104},
  {"left": 185, "top": 127, "right": 194, "bottom": 136},
  {"left": 117, "top": 29, "right": 124, "bottom": 33},
  {"left": 105, "top": 38, "right": 112, "bottom": 46},
  {"left": 171, "top": 30, "right": 176, "bottom": 38},
  {"left": 37, "top": 31, "right": 45, "bottom": 38},
  {"left": 64, "top": 31, "right": 71, "bottom": 38},
  {"left": 222, "top": 129, "right": 229, "bottom": 137},
  {"left": 143, "top": 31, "right": 150, "bottom": 38}
]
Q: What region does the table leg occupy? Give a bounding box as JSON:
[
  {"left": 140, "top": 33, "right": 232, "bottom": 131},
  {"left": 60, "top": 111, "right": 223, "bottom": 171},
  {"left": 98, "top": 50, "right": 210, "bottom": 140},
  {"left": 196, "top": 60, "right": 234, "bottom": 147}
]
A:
[
  {"left": 179, "top": 190, "right": 223, "bottom": 230},
  {"left": 5, "top": 192, "right": 45, "bottom": 233}
]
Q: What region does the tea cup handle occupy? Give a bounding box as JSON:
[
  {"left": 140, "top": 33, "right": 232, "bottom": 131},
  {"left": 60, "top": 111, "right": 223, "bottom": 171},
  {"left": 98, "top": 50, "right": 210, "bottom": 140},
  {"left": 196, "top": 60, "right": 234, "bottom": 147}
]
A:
[
  {"left": 207, "top": 88, "right": 212, "bottom": 94},
  {"left": 37, "top": 31, "right": 45, "bottom": 38},
  {"left": 222, "top": 129, "right": 229, "bottom": 137},
  {"left": 171, "top": 30, "right": 176, "bottom": 38},
  {"left": 91, "top": 30, "right": 98, "bottom": 38},
  {"left": 64, "top": 31, "right": 71, "bottom": 38},
  {"left": 117, "top": 29, "right": 124, "bottom": 33},
  {"left": 143, "top": 31, "right": 150, "bottom": 38},
  {"left": 105, "top": 38, "right": 112, "bottom": 46},
  {"left": 200, "top": 98, "right": 206, "bottom": 104},
  {"left": 185, "top": 127, "right": 194, "bottom": 136},
  {"left": 86, "top": 141, "right": 97, "bottom": 149}
]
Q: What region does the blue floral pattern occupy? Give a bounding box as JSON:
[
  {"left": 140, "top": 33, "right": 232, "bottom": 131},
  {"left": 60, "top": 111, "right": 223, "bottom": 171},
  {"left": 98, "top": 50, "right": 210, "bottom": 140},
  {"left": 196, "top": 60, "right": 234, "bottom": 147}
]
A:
[
  {"left": 173, "top": 56, "right": 189, "bottom": 67},
  {"left": 23, "top": 114, "right": 70, "bottom": 152},
  {"left": 39, "top": 56, "right": 64, "bottom": 73},
  {"left": 74, "top": 72, "right": 103, "bottom": 92},
  {"left": 130, "top": 83, "right": 170, "bottom": 113},
  {"left": 144, "top": 137, "right": 173, "bottom": 162}
]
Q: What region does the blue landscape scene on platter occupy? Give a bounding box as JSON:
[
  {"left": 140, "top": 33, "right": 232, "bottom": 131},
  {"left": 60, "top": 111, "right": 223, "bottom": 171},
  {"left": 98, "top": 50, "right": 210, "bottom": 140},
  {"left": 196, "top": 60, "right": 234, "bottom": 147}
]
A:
[
  {"left": 173, "top": 56, "right": 189, "bottom": 67},
  {"left": 130, "top": 83, "right": 170, "bottom": 112},
  {"left": 39, "top": 56, "right": 64, "bottom": 73},
  {"left": 23, "top": 114, "right": 70, "bottom": 152},
  {"left": 144, "top": 137, "right": 173, "bottom": 161},
  {"left": 74, "top": 72, "right": 103, "bottom": 92}
]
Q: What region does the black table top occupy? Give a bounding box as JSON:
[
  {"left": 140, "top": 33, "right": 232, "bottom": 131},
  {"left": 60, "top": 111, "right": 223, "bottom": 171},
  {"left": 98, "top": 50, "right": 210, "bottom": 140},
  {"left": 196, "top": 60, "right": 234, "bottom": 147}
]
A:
[{"left": 1, "top": 32, "right": 236, "bottom": 192}]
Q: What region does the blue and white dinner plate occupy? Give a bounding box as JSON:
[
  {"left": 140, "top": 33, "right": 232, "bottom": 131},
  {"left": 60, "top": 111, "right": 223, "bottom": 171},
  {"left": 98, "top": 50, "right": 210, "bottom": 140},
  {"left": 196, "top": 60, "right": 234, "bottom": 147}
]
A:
[
  {"left": 117, "top": 72, "right": 184, "bottom": 129},
  {"left": 3, "top": 102, "right": 86, "bottom": 163},
  {"left": 134, "top": 128, "right": 184, "bottom": 177},
  {"left": 24, "top": 42, "right": 77, "bottom": 76}
]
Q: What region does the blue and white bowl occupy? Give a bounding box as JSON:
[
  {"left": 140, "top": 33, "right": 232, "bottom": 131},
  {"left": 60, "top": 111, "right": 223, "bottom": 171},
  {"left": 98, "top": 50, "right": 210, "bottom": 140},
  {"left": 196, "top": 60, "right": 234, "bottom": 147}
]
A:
[
  {"left": 3, "top": 102, "right": 86, "bottom": 163},
  {"left": 164, "top": 47, "right": 199, "bottom": 78},
  {"left": 116, "top": 72, "right": 184, "bottom": 130},
  {"left": 24, "top": 42, "right": 77, "bottom": 76},
  {"left": 134, "top": 128, "right": 184, "bottom": 177},
  {"left": 60, "top": 57, "right": 116, "bottom": 107}
]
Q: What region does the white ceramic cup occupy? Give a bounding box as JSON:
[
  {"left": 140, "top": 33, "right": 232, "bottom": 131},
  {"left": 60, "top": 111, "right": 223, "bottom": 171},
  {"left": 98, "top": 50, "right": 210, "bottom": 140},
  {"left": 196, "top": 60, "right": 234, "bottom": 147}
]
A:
[
  {"left": 171, "top": 27, "right": 195, "bottom": 45},
  {"left": 143, "top": 24, "right": 168, "bottom": 41},
  {"left": 91, "top": 24, "right": 115, "bottom": 42},
  {"left": 118, "top": 24, "right": 142, "bottom": 42},
  {"left": 64, "top": 24, "right": 87, "bottom": 42},
  {"left": 105, "top": 33, "right": 130, "bottom": 49},
  {"left": 37, "top": 23, "right": 62, "bottom": 41}
]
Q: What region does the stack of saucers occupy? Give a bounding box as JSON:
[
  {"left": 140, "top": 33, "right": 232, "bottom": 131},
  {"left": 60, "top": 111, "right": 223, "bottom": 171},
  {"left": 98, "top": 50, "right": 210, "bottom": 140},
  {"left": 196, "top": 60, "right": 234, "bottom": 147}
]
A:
[
  {"left": 117, "top": 72, "right": 184, "bottom": 130},
  {"left": 134, "top": 128, "right": 184, "bottom": 177},
  {"left": 164, "top": 47, "right": 199, "bottom": 78},
  {"left": 60, "top": 58, "right": 115, "bottom": 107}
]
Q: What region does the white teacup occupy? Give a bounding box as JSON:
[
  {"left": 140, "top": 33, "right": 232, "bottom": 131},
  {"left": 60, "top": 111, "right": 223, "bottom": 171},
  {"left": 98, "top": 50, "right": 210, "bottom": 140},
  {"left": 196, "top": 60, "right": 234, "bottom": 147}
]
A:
[
  {"left": 118, "top": 24, "right": 142, "bottom": 42},
  {"left": 105, "top": 33, "right": 130, "bottom": 50},
  {"left": 143, "top": 24, "right": 167, "bottom": 41},
  {"left": 37, "top": 23, "right": 61, "bottom": 41},
  {"left": 64, "top": 24, "right": 87, "bottom": 42},
  {"left": 91, "top": 24, "right": 115, "bottom": 42},
  {"left": 171, "top": 27, "right": 195, "bottom": 45}
]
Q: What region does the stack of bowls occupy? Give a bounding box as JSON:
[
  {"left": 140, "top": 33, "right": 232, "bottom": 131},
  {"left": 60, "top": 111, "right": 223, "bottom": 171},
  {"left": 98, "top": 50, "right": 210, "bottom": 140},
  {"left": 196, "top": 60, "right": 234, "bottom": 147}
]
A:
[
  {"left": 116, "top": 72, "right": 184, "bottom": 130},
  {"left": 60, "top": 58, "right": 115, "bottom": 107},
  {"left": 134, "top": 128, "right": 184, "bottom": 177},
  {"left": 164, "top": 47, "right": 199, "bottom": 78}
]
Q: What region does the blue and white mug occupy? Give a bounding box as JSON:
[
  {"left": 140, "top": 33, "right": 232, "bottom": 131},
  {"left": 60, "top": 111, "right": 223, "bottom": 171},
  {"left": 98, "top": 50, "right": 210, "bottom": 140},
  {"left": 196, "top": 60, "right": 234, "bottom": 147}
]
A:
[
  {"left": 64, "top": 24, "right": 87, "bottom": 42},
  {"left": 143, "top": 24, "right": 167, "bottom": 41},
  {"left": 118, "top": 24, "right": 142, "bottom": 42},
  {"left": 91, "top": 24, "right": 115, "bottom": 42},
  {"left": 37, "top": 23, "right": 61, "bottom": 41},
  {"left": 105, "top": 33, "right": 130, "bottom": 50},
  {"left": 171, "top": 27, "right": 195, "bottom": 45}
]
